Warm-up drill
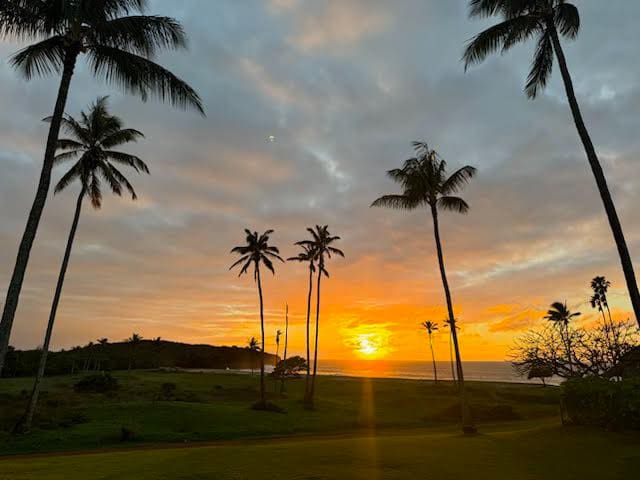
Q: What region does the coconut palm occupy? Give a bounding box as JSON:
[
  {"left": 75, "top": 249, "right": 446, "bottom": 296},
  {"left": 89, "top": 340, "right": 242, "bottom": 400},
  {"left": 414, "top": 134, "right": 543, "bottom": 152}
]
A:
[
  {"left": 590, "top": 276, "right": 613, "bottom": 327},
  {"left": 287, "top": 244, "right": 317, "bottom": 399},
  {"left": 275, "top": 329, "right": 282, "bottom": 363},
  {"left": 230, "top": 230, "right": 284, "bottom": 407},
  {"left": 0, "top": 0, "right": 204, "bottom": 373},
  {"left": 297, "top": 226, "right": 344, "bottom": 407},
  {"left": 280, "top": 303, "right": 289, "bottom": 395},
  {"left": 15, "top": 98, "right": 148, "bottom": 433},
  {"left": 544, "top": 301, "right": 581, "bottom": 373},
  {"left": 463, "top": 0, "right": 640, "bottom": 328},
  {"left": 247, "top": 336, "right": 261, "bottom": 375},
  {"left": 420, "top": 321, "right": 439, "bottom": 384},
  {"left": 372, "top": 141, "right": 477, "bottom": 433},
  {"left": 127, "top": 332, "right": 143, "bottom": 371}
]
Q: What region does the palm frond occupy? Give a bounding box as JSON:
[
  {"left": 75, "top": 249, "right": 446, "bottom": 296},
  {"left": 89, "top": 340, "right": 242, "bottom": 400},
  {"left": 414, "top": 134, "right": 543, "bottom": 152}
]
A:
[
  {"left": 87, "top": 45, "right": 204, "bottom": 113},
  {"left": 437, "top": 196, "right": 470, "bottom": 214},
  {"left": 555, "top": 2, "right": 580, "bottom": 39},
  {"left": 371, "top": 194, "right": 420, "bottom": 210},
  {"left": 441, "top": 165, "right": 477, "bottom": 195},
  {"left": 9, "top": 36, "right": 65, "bottom": 79},
  {"left": 525, "top": 30, "right": 554, "bottom": 99},
  {"left": 105, "top": 150, "right": 149, "bottom": 173},
  {"left": 100, "top": 128, "right": 144, "bottom": 148},
  {"left": 54, "top": 161, "right": 82, "bottom": 194}
]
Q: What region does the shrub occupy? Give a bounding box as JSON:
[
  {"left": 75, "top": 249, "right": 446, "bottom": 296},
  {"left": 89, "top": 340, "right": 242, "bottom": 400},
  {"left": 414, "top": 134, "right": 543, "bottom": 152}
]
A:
[
  {"left": 74, "top": 373, "right": 119, "bottom": 393},
  {"left": 160, "top": 382, "right": 177, "bottom": 399},
  {"left": 562, "top": 377, "right": 640, "bottom": 430}
]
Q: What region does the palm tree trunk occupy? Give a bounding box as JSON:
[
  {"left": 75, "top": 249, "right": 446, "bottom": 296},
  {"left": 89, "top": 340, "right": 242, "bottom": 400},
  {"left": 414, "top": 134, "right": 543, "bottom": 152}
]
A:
[
  {"left": 0, "top": 50, "right": 80, "bottom": 374},
  {"left": 430, "top": 205, "right": 475, "bottom": 434},
  {"left": 256, "top": 266, "right": 266, "bottom": 405},
  {"left": 304, "top": 265, "right": 313, "bottom": 402},
  {"left": 550, "top": 26, "right": 640, "bottom": 328},
  {"left": 429, "top": 334, "right": 438, "bottom": 384},
  {"left": 308, "top": 263, "right": 322, "bottom": 406},
  {"left": 17, "top": 187, "right": 85, "bottom": 433},
  {"left": 280, "top": 304, "right": 288, "bottom": 395},
  {"left": 448, "top": 326, "right": 456, "bottom": 385}
]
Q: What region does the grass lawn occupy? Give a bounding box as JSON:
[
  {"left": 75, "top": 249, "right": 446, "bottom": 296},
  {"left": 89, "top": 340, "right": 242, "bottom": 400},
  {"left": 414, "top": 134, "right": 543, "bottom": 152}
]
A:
[
  {"left": 0, "top": 370, "right": 559, "bottom": 455},
  {"left": 1, "top": 422, "right": 638, "bottom": 479}
]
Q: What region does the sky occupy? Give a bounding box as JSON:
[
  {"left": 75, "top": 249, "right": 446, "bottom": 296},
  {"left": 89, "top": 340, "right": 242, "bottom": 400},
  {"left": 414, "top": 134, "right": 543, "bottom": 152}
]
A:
[{"left": 0, "top": 0, "right": 639, "bottom": 361}]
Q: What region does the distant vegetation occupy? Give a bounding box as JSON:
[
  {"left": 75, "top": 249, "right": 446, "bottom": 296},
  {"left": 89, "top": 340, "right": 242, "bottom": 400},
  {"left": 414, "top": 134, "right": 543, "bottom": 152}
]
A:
[{"left": 2, "top": 340, "right": 278, "bottom": 378}]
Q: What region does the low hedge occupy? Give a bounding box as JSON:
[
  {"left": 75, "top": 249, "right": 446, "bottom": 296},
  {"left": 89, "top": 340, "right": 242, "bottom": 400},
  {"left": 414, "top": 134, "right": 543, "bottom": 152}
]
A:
[{"left": 562, "top": 377, "right": 640, "bottom": 430}]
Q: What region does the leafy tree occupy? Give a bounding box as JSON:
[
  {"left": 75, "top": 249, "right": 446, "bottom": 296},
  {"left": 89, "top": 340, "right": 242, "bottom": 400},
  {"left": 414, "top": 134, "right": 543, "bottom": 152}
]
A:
[
  {"left": 0, "top": 0, "right": 204, "bottom": 373},
  {"left": 296, "top": 226, "right": 344, "bottom": 408},
  {"left": 372, "top": 141, "right": 477, "bottom": 433},
  {"left": 463, "top": 0, "right": 640, "bottom": 328},
  {"left": 420, "top": 321, "right": 439, "bottom": 384},
  {"left": 230, "top": 230, "right": 283, "bottom": 407},
  {"left": 15, "top": 97, "right": 148, "bottom": 433},
  {"left": 271, "top": 355, "right": 307, "bottom": 379},
  {"left": 288, "top": 244, "right": 317, "bottom": 400}
]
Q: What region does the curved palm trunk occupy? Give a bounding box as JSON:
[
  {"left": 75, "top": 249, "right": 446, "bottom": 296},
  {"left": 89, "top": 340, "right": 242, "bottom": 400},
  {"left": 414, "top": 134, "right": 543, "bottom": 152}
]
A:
[
  {"left": 17, "top": 188, "right": 85, "bottom": 433},
  {"left": 428, "top": 333, "right": 438, "bottom": 384},
  {"left": 256, "top": 266, "right": 266, "bottom": 405},
  {"left": 303, "top": 265, "right": 313, "bottom": 402},
  {"left": 549, "top": 27, "right": 640, "bottom": 328},
  {"left": 430, "top": 205, "right": 475, "bottom": 434},
  {"left": 307, "top": 263, "right": 322, "bottom": 407},
  {"left": 0, "top": 50, "right": 79, "bottom": 374},
  {"left": 280, "top": 304, "right": 288, "bottom": 395},
  {"left": 448, "top": 327, "right": 456, "bottom": 385}
]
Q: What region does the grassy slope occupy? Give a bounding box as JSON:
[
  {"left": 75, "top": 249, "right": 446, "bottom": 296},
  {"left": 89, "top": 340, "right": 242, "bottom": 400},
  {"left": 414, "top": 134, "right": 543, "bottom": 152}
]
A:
[
  {"left": 0, "top": 371, "right": 559, "bottom": 455},
  {"left": 1, "top": 423, "right": 639, "bottom": 479}
]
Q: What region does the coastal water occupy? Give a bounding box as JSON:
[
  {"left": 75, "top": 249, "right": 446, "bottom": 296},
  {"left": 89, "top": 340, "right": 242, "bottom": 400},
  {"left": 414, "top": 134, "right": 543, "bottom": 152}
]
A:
[{"left": 314, "top": 359, "right": 558, "bottom": 385}]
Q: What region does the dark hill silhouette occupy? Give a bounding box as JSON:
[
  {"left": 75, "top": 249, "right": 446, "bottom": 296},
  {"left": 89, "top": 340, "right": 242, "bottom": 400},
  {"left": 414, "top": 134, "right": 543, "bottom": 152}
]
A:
[{"left": 2, "top": 340, "right": 278, "bottom": 378}]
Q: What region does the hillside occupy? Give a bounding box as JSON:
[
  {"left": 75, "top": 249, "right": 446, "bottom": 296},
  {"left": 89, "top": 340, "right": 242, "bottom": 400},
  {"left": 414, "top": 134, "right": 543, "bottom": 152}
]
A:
[{"left": 2, "top": 340, "right": 278, "bottom": 377}]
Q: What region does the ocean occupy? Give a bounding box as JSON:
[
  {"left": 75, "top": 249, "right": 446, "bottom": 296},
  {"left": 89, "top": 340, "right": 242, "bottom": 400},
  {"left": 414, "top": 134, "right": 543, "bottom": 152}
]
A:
[{"left": 313, "top": 359, "right": 558, "bottom": 385}]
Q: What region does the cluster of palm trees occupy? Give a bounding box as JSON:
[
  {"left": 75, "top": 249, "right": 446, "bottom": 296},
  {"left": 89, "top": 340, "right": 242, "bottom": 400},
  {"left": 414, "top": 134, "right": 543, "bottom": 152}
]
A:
[
  {"left": 230, "top": 226, "right": 344, "bottom": 409},
  {"left": 0, "top": 1, "right": 203, "bottom": 432}
]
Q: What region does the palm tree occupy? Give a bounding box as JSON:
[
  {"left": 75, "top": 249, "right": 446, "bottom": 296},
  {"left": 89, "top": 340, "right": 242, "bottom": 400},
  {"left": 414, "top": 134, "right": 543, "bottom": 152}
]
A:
[
  {"left": 590, "top": 276, "right": 613, "bottom": 327},
  {"left": 544, "top": 301, "right": 581, "bottom": 373},
  {"left": 280, "top": 303, "right": 289, "bottom": 395},
  {"left": 127, "top": 333, "right": 143, "bottom": 371},
  {"left": 287, "top": 244, "right": 317, "bottom": 399},
  {"left": 463, "top": 0, "right": 640, "bottom": 329},
  {"left": 420, "top": 321, "right": 439, "bottom": 384},
  {"left": 372, "top": 141, "right": 477, "bottom": 433},
  {"left": 247, "top": 336, "right": 261, "bottom": 375},
  {"left": 0, "top": 0, "right": 204, "bottom": 373},
  {"left": 275, "top": 329, "right": 282, "bottom": 362},
  {"left": 230, "top": 230, "right": 284, "bottom": 407},
  {"left": 297, "top": 225, "right": 344, "bottom": 407},
  {"left": 443, "top": 319, "right": 457, "bottom": 386},
  {"left": 16, "top": 98, "right": 148, "bottom": 433}
]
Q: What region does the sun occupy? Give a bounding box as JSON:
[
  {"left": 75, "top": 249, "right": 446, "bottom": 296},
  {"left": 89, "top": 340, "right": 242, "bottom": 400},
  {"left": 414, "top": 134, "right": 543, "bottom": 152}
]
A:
[
  {"left": 353, "top": 333, "right": 389, "bottom": 358},
  {"left": 357, "top": 336, "right": 379, "bottom": 356}
]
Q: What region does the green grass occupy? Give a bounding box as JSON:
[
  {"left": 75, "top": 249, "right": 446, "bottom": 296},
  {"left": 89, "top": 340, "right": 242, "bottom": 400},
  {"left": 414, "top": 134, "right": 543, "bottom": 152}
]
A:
[
  {"left": 1, "top": 423, "right": 638, "bottom": 479},
  {"left": 0, "top": 370, "right": 559, "bottom": 455}
]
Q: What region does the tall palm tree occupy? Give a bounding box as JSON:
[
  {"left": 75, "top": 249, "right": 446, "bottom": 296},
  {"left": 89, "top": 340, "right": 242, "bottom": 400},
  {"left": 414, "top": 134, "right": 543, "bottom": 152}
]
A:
[
  {"left": 420, "top": 321, "right": 439, "bottom": 384},
  {"left": 247, "top": 336, "right": 261, "bottom": 375},
  {"left": 297, "top": 225, "right": 344, "bottom": 407},
  {"left": 287, "top": 244, "right": 317, "bottom": 399},
  {"left": 463, "top": 0, "right": 640, "bottom": 329},
  {"left": 127, "top": 332, "right": 143, "bottom": 371},
  {"left": 230, "top": 230, "right": 284, "bottom": 407},
  {"left": 16, "top": 98, "right": 148, "bottom": 432},
  {"left": 372, "top": 141, "right": 477, "bottom": 433},
  {"left": 443, "top": 319, "right": 457, "bottom": 385},
  {"left": 275, "top": 329, "right": 282, "bottom": 363},
  {"left": 280, "top": 303, "right": 289, "bottom": 395},
  {"left": 544, "top": 301, "right": 581, "bottom": 373},
  {"left": 590, "top": 276, "right": 613, "bottom": 327},
  {"left": 0, "top": 0, "right": 204, "bottom": 373}
]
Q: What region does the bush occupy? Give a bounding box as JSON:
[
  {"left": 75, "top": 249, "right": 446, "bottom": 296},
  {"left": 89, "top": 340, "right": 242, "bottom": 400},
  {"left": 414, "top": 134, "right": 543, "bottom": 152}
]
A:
[
  {"left": 562, "top": 377, "right": 640, "bottom": 430},
  {"left": 160, "top": 382, "right": 177, "bottom": 399},
  {"left": 74, "top": 373, "right": 119, "bottom": 393}
]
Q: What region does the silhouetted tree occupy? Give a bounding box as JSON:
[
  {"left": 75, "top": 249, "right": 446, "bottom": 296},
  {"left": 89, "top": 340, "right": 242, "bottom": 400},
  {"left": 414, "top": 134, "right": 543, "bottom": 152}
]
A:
[
  {"left": 297, "top": 226, "right": 344, "bottom": 408},
  {"left": 590, "top": 276, "right": 613, "bottom": 327},
  {"left": 421, "top": 321, "right": 439, "bottom": 384},
  {"left": 230, "top": 230, "right": 284, "bottom": 407},
  {"left": 280, "top": 303, "right": 289, "bottom": 395},
  {"left": 464, "top": 0, "right": 640, "bottom": 328},
  {"left": 247, "top": 336, "right": 261, "bottom": 375},
  {"left": 0, "top": 0, "right": 203, "bottom": 373},
  {"left": 16, "top": 98, "right": 148, "bottom": 433},
  {"left": 372, "top": 141, "right": 477, "bottom": 433},
  {"left": 287, "top": 244, "right": 317, "bottom": 403},
  {"left": 127, "top": 333, "right": 143, "bottom": 371},
  {"left": 544, "top": 302, "right": 581, "bottom": 374},
  {"left": 443, "top": 319, "right": 458, "bottom": 386}
]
